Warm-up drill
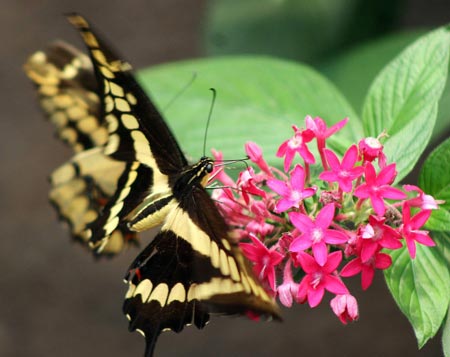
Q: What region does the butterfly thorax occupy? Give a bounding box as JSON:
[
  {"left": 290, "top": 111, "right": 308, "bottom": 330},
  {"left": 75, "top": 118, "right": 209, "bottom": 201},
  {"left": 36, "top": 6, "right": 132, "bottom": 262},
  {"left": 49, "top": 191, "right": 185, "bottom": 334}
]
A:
[{"left": 172, "top": 157, "right": 214, "bottom": 199}]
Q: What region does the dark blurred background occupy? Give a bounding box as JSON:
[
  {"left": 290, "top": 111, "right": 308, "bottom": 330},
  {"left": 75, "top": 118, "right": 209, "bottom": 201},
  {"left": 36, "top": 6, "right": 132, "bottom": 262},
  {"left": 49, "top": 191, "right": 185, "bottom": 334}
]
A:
[{"left": 2, "top": 0, "right": 449, "bottom": 356}]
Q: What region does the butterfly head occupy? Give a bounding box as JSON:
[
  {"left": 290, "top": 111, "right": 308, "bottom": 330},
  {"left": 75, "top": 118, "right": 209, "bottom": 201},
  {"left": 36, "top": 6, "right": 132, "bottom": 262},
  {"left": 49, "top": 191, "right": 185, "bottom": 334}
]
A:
[{"left": 197, "top": 156, "right": 214, "bottom": 187}]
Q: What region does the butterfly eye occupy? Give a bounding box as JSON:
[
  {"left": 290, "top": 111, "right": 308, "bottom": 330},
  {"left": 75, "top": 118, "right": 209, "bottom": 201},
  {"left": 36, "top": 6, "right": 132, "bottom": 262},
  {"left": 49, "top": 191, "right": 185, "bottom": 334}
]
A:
[{"left": 206, "top": 162, "right": 214, "bottom": 173}]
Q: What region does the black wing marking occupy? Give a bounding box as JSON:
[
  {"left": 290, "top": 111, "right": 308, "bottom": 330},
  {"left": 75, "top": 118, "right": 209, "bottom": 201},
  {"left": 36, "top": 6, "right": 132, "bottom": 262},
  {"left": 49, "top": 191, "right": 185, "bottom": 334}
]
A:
[
  {"left": 123, "top": 189, "right": 281, "bottom": 356},
  {"left": 66, "top": 14, "right": 187, "bottom": 173},
  {"left": 24, "top": 41, "right": 107, "bottom": 152}
]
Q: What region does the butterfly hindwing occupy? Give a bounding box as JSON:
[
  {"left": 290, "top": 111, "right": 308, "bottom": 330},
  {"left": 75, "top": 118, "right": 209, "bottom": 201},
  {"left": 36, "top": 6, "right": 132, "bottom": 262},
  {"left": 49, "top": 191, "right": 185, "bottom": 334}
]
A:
[
  {"left": 24, "top": 40, "right": 138, "bottom": 255},
  {"left": 123, "top": 184, "right": 280, "bottom": 355},
  {"left": 24, "top": 41, "right": 108, "bottom": 152}
]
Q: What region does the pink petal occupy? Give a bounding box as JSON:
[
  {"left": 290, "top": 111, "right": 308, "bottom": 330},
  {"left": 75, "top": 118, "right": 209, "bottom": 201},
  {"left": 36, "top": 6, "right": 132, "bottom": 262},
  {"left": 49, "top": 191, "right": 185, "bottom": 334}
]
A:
[
  {"left": 410, "top": 209, "right": 432, "bottom": 229},
  {"left": 323, "top": 275, "right": 349, "bottom": 295},
  {"left": 239, "top": 243, "right": 261, "bottom": 261},
  {"left": 364, "top": 162, "right": 377, "bottom": 185},
  {"left": 276, "top": 140, "right": 288, "bottom": 157},
  {"left": 302, "top": 187, "right": 318, "bottom": 199},
  {"left": 297, "top": 277, "right": 309, "bottom": 303},
  {"left": 289, "top": 211, "right": 314, "bottom": 232},
  {"left": 284, "top": 149, "right": 295, "bottom": 172},
  {"left": 377, "top": 163, "right": 397, "bottom": 185},
  {"left": 290, "top": 235, "right": 312, "bottom": 252},
  {"left": 316, "top": 203, "right": 335, "bottom": 228},
  {"left": 379, "top": 186, "right": 407, "bottom": 200},
  {"left": 266, "top": 266, "right": 277, "bottom": 291},
  {"left": 324, "top": 250, "right": 343, "bottom": 272},
  {"left": 374, "top": 253, "right": 392, "bottom": 269},
  {"left": 354, "top": 183, "right": 370, "bottom": 198},
  {"left": 296, "top": 251, "right": 318, "bottom": 273},
  {"left": 361, "top": 241, "right": 378, "bottom": 262},
  {"left": 245, "top": 142, "right": 263, "bottom": 162},
  {"left": 267, "top": 179, "right": 289, "bottom": 197},
  {"left": 312, "top": 241, "right": 328, "bottom": 266},
  {"left": 338, "top": 177, "right": 354, "bottom": 193},
  {"left": 361, "top": 265, "right": 375, "bottom": 290},
  {"left": 324, "top": 229, "right": 348, "bottom": 244},
  {"left": 341, "top": 145, "right": 359, "bottom": 170},
  {"left": 413, "top": 232, "right": 435, "bottom": 247},
  {"left": 325, "top": 117, "right": 349, "bottom": 137},
  {"left": 299, "top": 146, "right": 315, "bottom": 164},
  {"left": 290, "top": 164, "right": 306, "bottom": 190},
  {"left": 318, "top": 170, "right": 338, "bottom": 182},
  {"left": 308, "top": 286, "right": 325, "bottom": 308},
  {"left": 278, "top": 284, "right": 294, "bottom": 307},
  {"left": 370, "top": 194, "right": 386, "bottom": 216},
  {"left": 340, "top": 259, "right": 362, "bottom": 277},
  {"left": 405, "top": 237, "right": 417, "bottom": 258},
  {"left": 275, "top": 198, "right": 297, "bottom": 213},
  {"left": 323, "top": 148, "right": 341, "bottom": 170}
]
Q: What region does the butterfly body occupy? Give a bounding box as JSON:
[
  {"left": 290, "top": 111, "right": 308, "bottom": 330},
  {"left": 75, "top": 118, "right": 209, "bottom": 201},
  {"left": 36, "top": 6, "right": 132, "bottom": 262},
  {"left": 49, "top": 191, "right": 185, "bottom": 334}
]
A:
[{"left": 25, "top": 13, "right": 281, "bottom": 356}]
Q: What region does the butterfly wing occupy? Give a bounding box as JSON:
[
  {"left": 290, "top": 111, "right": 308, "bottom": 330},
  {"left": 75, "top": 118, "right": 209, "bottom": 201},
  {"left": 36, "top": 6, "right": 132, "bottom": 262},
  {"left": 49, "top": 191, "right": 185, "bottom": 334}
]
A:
[
  {"left": 25, "top": 41, "right": 139, "bottom": 255},
  {"left": 24, "top": 41, "right": 107, "bottom": 152},
  {"left": 124, "top": 187, "right": 281, "bottom": 356}
]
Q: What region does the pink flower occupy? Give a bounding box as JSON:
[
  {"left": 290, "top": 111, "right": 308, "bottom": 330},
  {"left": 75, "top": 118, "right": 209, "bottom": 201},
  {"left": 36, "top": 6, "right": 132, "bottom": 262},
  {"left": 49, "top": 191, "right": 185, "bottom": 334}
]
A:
[
  {"left": 289, "top": 204, "right": 348, "bottom": 266},
  {"left": 359, "top": 215, "right": 402, "bottom": 262},
  {"left": 276, "top": 125, "right": 315, "bottom": 171},
  {"left": 330, "top": 294, "right": 359, "bottom": 324},
  {"left": 240, "top": 233, "right": 284, "bottom": 291},
  {"left": 211, "top": 149, "right": 236, "bottom": 187},
  {"left": 245, "top": 142, "right": 272, "bottom": 175},
  {"left": 341, "top": 250, "right": 392, "bottom": 290},
  {"left": 295, "top": 251, "right": 348, "bottom": 307},
  {"left": 400, "top": 202, "right": 435, "bottom": 258},
  {"left": 354, "top": 162, "right": 407, "bottom": 216},
  {"left": 237, "top": 167, "right": 266, "bottom": 204},
  {"left": 267, "top": 164, "right": 317, "bottom": 213},
  {"left": 403, "top": 184, "right": 444, "bottom": 210},
  {"left": 277, "top": 261, "right": 299, "bottom": 307},
  {"left": 358, "top": 136, "right": 387, "bottom": 168},
  {"left": 319, "top": 145, "right": 364, "bottom": 192},
  {"left": 305, "top": 115, "right": 348, "bottom": 145}
]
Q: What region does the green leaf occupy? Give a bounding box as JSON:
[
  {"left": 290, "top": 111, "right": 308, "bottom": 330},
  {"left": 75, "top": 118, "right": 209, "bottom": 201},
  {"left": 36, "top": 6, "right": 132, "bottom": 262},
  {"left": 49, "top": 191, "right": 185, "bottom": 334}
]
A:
[
  {"left": 443, "top": 306, "right": 450, "bottom": 357},
  {"left": 384, "top": 240, "right": 450, "bottom": 348},
  {"left": 137, "top": 56, "right": 361, "bottom": 164},
  {"left": 419, "top": 137, "right": 450, "bottom": 231},
  {"left": 204, "top": 0, "right": 402, "bottom": 62},
  {"left": 362, "top": 27, "right": 450, "bottom": 181},
  {"left": 320, "top": 30, "right": 425, "bottom": 115}
]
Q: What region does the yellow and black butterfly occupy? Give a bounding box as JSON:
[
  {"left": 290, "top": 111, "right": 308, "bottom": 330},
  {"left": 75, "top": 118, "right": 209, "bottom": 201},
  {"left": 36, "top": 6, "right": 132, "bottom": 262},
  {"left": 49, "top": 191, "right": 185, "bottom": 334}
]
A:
[{"left": 25, "top": 13, "right": 281, "bottom": 356}]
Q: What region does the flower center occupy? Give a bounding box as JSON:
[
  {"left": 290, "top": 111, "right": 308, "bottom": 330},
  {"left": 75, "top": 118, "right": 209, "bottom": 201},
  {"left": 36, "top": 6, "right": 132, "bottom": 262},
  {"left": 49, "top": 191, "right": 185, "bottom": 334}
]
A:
[
  {"left": 288, "top": 136, "right": 302, "bottom": 149},
  {"left": 338, "top": 170, "right": 350, "bottom": 178},
  {"left": 290, "top": 190, "right": 302, "bottom": 202},
  {"left": 311, "top": 228, "right": 324, "bottom": 243},
  {"left": 311, "top": 272, "right": 323, "bottom": 289}
]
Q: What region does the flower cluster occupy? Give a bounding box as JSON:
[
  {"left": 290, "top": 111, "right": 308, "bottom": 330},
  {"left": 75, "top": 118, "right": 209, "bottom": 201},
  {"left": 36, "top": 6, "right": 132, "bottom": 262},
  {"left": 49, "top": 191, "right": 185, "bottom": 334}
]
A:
[{"left": 211, "top": 115, "right": 441, "bottom": 324}]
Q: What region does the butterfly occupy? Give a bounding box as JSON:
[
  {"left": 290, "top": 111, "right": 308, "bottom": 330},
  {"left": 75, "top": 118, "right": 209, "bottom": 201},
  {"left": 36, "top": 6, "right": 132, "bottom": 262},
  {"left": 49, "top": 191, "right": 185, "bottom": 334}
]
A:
[{"left": 25, "top": 13, "right": 281, "bottom": 356}]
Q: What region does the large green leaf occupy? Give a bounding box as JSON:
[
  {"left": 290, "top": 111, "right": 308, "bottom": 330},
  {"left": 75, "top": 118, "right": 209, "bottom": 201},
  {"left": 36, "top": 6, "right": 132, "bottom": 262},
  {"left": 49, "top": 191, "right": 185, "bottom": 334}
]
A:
[
  {"left": 443, "top": 305, "right": 450, "bottom": 357},
  {"left": 362, "top": 27, "right": 450, "bottom": 181},
  {"left": 384, "top": 239, "right": 450, "bottom": 348},
  {"left": 320, "top": 30, "right": 425, "bottom": 114},
  {"left": 203, "top": 0, "right": 401, "bottom": 62},
  {"left": 420, "top": 137, "right": 450, "bottom": 231},
  {"left": 137, "top": 56, "right": 361, "bottom": 164}
]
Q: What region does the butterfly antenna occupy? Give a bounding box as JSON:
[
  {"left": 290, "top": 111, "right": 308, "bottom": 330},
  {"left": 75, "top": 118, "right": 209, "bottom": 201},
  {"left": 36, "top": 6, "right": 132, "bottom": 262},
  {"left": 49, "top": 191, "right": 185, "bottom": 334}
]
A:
[
  {"left": 162, "top": 72, "right": 197, "bottom": 111},
  {"left": 203, "top": 88, "right": 217, "bottom": 157}
]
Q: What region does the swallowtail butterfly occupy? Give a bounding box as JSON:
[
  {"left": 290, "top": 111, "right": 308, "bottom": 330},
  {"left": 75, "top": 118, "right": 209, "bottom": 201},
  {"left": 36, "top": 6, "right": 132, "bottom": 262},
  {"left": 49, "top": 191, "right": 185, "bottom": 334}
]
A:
[{"left": 25, "top": 13, "right": 281, "bottom": 356}]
